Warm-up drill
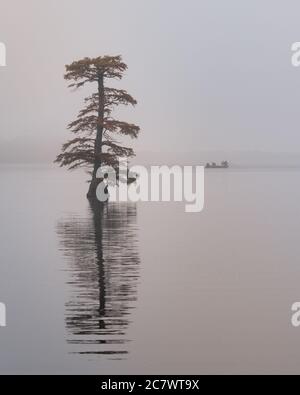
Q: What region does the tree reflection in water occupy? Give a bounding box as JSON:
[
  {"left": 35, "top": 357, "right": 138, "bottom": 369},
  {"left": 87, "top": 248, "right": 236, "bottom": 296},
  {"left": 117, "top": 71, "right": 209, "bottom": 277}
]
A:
[{"left": 57, "top": 202, "right": 140, "bottom": 358}]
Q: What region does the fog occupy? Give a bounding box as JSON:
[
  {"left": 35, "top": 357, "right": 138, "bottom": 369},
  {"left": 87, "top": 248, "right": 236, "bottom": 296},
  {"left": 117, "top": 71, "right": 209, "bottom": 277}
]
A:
[{"left": 1, "top": 0, "right": 300, "bottom": 163}]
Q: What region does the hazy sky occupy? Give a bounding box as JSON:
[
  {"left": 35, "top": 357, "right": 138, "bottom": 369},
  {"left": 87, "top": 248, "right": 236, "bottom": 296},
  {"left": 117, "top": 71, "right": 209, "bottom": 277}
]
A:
[{"left": 1, "top": 0, "right": 300, "bottom": 161}]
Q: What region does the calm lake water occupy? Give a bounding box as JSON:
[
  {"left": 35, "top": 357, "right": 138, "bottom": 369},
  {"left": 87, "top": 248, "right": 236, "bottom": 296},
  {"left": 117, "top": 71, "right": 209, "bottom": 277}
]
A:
[{"left": 1, "top": 165, "right": 300, "bottom": 374}]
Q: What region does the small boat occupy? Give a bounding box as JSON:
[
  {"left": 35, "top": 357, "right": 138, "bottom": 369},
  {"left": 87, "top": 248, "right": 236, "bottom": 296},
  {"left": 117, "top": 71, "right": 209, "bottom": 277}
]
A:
[{"left": 205, "top": 161, "right": 229, "bottom": 169}]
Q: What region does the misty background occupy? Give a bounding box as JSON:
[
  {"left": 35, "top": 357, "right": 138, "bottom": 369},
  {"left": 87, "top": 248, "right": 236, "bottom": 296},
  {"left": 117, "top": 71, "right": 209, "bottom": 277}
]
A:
[{"left": 1, "top": 0, "right": 300, "bottom": 167}]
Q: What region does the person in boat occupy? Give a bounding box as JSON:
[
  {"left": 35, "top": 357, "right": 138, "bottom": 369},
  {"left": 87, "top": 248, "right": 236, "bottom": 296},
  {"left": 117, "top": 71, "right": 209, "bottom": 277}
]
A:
[{"left": 205, "top": 161, "right": 229, "bottom": 169}]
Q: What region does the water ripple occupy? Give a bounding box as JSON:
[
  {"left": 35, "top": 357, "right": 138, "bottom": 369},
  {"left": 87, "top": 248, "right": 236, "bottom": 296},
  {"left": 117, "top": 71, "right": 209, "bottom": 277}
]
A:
[{"left": 57, "top": 202, "right": 140, "bottom": 358}]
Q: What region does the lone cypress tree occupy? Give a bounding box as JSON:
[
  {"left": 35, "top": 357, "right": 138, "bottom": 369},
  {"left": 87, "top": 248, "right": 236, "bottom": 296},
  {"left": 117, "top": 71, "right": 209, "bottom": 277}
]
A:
[{"left": 55, "top": 55, "right": 140, "bottom": 199}]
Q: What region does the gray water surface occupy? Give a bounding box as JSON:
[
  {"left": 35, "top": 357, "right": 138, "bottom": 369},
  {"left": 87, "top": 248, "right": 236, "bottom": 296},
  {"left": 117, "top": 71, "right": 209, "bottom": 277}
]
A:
[{"left": 0, "top": 165, "right": 300, "bottom": 374}]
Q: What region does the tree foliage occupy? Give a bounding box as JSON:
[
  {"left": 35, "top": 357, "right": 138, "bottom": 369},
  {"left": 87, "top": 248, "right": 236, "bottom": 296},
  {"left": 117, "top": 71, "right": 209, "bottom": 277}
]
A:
[{"left": 55, "top": 56, "right": 140, "bottom": 179}]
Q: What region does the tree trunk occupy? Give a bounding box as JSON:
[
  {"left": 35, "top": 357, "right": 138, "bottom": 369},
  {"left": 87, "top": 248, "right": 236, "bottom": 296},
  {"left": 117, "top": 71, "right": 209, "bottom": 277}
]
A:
[{"left": 87, "top": 73, "right": 104, "bottom": 199}]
